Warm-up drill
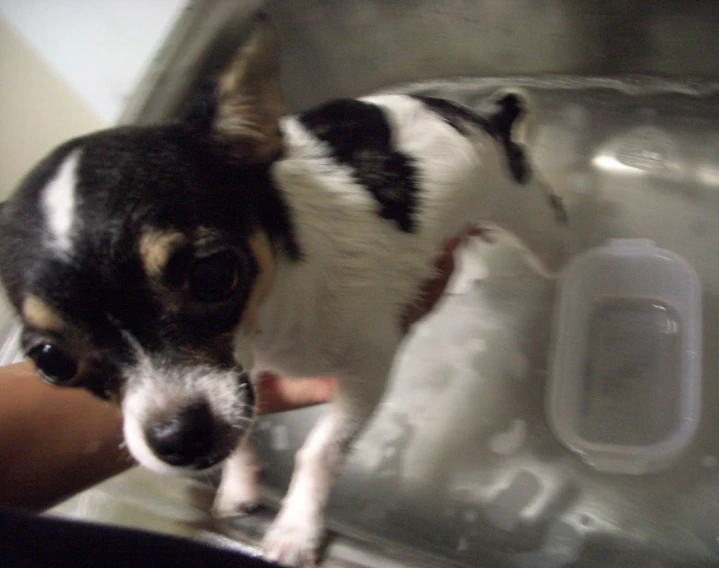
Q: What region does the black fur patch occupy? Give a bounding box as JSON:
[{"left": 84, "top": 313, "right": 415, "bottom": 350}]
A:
[
  {"left": 298, "top": 99, "right": 419, "bottom": 232},
  {"left": 0, "top": 122, "right": 300, "bottom": 400},
  {"left": 414, "top": 95, "right": 530, "bottom": 184}
]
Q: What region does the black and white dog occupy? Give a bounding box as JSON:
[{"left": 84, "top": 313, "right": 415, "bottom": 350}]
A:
[{"left": 0, "top": 15, "right": 567, "bottom": 567}]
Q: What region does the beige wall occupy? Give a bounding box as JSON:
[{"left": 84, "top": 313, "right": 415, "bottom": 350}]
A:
[{"left": 0, "top": 16, "right": 105, "bottom": 200}]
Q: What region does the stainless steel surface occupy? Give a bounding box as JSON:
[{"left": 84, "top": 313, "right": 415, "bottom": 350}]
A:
[{"left": 17, "top": 1, "right": 719, "bottom": 566}]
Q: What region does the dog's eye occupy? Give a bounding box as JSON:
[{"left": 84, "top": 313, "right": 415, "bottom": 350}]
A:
[
  {"left": 189, "top": 250, "right": 239, "bottom": 303},
  {"left": 27, "top": 343, "right": 78, "bottom": 385}
]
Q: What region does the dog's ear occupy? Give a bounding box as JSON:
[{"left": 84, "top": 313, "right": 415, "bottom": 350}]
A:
[{"left": 212, "top": 13, "right": 285, "bottom": 162}]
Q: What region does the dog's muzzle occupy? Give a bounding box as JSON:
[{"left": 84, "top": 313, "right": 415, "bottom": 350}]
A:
[
  {"left": 142, "top": 372, "right": 255, "bottom": 470},
  {"left": 143, "top": 399, "right": 232, "bottom": 469}
]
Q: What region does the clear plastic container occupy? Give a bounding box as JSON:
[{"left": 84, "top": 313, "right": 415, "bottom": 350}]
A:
[{"left": 547, "top": 239, "right": 702, "bottom": 474}]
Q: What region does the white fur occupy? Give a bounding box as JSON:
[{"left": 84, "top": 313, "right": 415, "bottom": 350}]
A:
[
  {"left": 213, "top": 441, "right": 262, "bottom": 516},
  {"left": 42, "top": 150, "right": 81, "bottom": 254},
  {"left": 122, "top": 336, "right": 253, "bottom": 476},
  {"left": 212, "top": 94, "right": 568, "bottom": 565}
]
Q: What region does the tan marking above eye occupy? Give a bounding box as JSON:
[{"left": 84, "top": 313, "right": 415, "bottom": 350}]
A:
[
  {"left": 240, "top": 230, "right": 276, "bottom": 334},
  {"left": 139, "top": 231, "right": 185, "bottom": 278},
  {"left": 22, "top": 295, "right": 65, "bottom": 332}
]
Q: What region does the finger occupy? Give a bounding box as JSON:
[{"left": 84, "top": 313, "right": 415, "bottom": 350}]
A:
[{"left": 256, "top": 373, "right": 337, "bottom": 415}]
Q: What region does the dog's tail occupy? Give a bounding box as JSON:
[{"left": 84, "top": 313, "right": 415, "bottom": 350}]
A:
[
  {"left": 486, "top": 88, "right": 568, "bottom": 225},
  {"left": 487, "top": 89, "right": 535, "bottom": 152}
]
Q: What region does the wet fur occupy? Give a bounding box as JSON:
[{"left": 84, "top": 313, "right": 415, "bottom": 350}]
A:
[{"left": 0, "top": 16, "right": 567, "bottom": 567}]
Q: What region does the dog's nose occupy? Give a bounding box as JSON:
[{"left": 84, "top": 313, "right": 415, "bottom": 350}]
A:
[{"left": 144, "top": 400, "right": 217, "bottom": 467}]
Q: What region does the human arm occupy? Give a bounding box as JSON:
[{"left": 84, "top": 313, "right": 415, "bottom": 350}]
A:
[{"left": 0, "top": 230, "right": 471, "bottom": 510}]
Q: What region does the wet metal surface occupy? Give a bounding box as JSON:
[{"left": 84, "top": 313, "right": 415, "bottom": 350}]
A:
[{"left": 5, "top": 1, "right": 719, "bottom": 567}]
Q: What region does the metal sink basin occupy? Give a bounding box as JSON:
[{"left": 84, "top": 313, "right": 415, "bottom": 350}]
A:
[{"left": 10, "top": 1, "right": 719, "bottom": 566}]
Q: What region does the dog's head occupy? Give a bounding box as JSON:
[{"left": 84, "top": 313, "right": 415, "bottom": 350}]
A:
[{"left": 0, "top": 16, "right": 296, "bottom": 473}]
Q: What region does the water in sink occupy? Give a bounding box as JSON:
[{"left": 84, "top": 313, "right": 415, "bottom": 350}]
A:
[{"left": 580, "top": 298, "right": 681, "bottom": 446}]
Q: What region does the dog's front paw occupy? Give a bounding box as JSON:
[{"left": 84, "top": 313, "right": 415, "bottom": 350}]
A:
[
  {"left": 211, "top": 477, "right": 261, "bottom": 517},
  {"left": 212, "top": 442, "right": 262, "bottom": 517},
  {"left": 262, "top": 510, "right": 324, "bottom": 567}
]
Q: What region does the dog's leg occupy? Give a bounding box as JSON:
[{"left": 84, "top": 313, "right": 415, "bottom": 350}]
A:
[
  {"left": 212, "top": 439, "right": 262, "bottom": 516},
  {"left": 262, "top": 346, "right": 395, "bottom": 567}
]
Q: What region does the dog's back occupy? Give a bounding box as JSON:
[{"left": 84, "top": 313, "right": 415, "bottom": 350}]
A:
[{"left": 249, "top": 92, "right": 567, "bottom": 377}]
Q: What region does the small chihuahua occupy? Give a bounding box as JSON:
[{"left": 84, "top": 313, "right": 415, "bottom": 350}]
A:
[{"left": 0, "top": 14, "right": 567, "bottom": 567}]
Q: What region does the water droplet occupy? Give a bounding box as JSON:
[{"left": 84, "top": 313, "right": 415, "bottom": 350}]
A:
[{"left": 457, "top": 536, "right": 469, "bottom": 552}]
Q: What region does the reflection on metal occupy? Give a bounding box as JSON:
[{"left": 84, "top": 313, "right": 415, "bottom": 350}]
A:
[
  {"left": 26, "top": 0, "right": 719, "bottom": 566},
  {"left": 592, "top": 154, "right": 647, "bottom": 176},
  {"left": 696, "top": 166, "right": 719, "bottom": 188}
]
